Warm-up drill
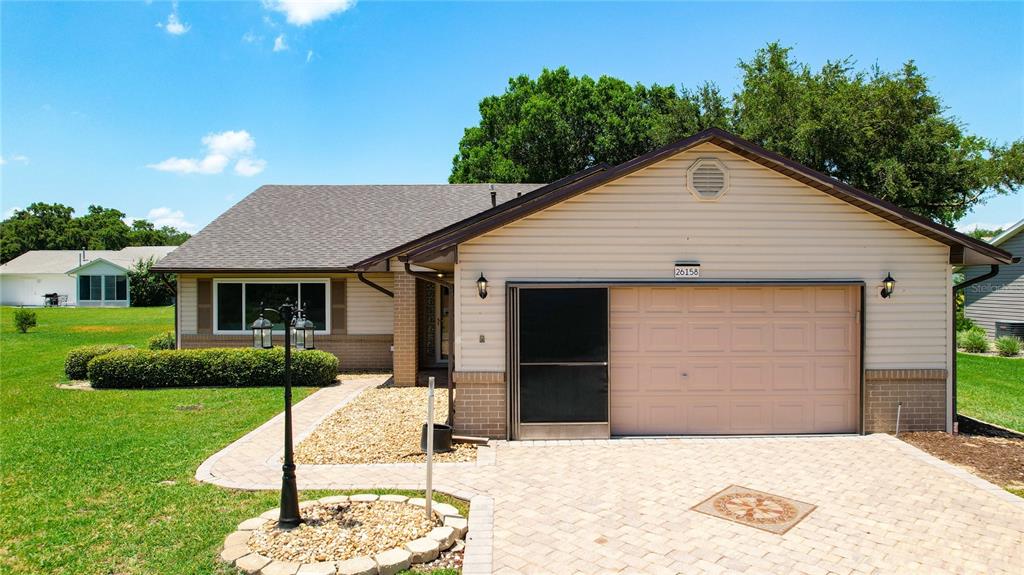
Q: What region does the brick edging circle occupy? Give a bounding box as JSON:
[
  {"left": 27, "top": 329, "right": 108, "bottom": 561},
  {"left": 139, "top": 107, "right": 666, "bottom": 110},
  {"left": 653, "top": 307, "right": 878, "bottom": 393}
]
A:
[{"left": 219, "top": 494, "right": 468, "bottom": 575}]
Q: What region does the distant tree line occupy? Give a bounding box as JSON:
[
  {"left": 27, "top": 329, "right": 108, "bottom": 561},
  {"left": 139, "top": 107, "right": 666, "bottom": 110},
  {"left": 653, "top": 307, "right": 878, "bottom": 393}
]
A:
[
  {"left": 0, "top": 203, "right": 190, "bottom": 264},
  {"left": 450, "top": 42, "right": 1023, "bottom": 226}
]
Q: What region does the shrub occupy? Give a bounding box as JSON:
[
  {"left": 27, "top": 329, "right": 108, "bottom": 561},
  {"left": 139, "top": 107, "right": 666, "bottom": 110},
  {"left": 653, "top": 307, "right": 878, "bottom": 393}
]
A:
[
  {"left": 13, "top": 309, "right": 37, "bottom": 333},
  {"left": 87, "top": 347, "right": 338, "bottom": 389},
  {"left": 958, "top": 329, "right": 990, "bottom": 353},
  {"left": 995, "top": 336, "right": 1022, "bottom": 357},
  {"left": 147, "top": 331, "right": 176, "bottom": 350},
  {"left": 65, "top": 344, "right": 134, "bottom": 380}
]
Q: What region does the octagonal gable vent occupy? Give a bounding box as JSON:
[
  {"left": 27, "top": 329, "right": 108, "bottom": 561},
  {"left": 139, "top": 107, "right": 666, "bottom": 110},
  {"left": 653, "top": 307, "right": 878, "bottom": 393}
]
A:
[{"left": 686, "top": 158, "right": 729, "bottom": 201}]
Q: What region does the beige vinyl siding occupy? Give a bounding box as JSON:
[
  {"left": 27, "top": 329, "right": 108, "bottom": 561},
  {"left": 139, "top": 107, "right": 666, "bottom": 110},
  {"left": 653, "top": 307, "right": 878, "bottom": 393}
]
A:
[
  {"left": 178, "top": 276, "right": 198, "bottom": 334},
  {"left": 347, "top": 274, "right": 395, "bottom": 335},
  {"left": 455, "top": 142, "right": 951, "bottom": 372},
  {"left": 963, "top": 232, "right": 1024, "bottom": 336}
]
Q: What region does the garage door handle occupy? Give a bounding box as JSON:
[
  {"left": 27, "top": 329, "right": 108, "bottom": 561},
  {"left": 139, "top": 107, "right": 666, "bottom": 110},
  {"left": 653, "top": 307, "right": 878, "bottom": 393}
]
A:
[{"left": 680, "top": 372, "right": 688, "bottom": 377}]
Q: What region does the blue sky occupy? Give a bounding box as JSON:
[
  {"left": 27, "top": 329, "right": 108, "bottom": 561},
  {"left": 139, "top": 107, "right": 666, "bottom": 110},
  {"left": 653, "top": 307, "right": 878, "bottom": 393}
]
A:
[{"left": 2, "top": 1, "right": 1022, "bottom": 233}]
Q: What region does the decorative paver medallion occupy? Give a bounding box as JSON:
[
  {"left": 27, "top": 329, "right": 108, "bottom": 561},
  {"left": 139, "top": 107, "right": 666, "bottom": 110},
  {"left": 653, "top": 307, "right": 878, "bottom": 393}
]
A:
[{"left": 692, "top": 484, "right": 815, "bottom": 534}]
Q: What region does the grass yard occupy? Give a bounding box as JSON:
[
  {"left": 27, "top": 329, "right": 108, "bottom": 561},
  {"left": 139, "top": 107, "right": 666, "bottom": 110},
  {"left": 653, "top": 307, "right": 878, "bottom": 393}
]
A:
[
  {"left": 0, "top": 307, "right": 460, "bottom": 575},
  {"left": 957, "top": 352, "right": 1024, "bottom": 433}
]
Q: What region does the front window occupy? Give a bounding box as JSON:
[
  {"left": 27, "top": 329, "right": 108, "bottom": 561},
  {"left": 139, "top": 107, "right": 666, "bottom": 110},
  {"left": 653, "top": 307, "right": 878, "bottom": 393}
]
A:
[{"left": 215, "top": 280, "right": 328, "bottom": 332}]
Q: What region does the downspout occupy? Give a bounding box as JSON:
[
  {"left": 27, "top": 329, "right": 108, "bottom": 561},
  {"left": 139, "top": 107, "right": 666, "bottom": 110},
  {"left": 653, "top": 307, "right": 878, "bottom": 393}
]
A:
[
  {"left": 404, "top": 263, "right": 456, "bottom": 426},
  {"left": 357, "top": 272, "right": 394, "bottom": 298},
  {"left": 951, "top": 264, "right": 1000, "bottom": 433}
]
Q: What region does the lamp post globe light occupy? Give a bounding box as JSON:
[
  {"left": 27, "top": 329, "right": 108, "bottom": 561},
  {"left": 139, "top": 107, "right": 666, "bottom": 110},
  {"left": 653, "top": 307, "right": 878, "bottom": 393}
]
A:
[{"left": 250, "top": 298, "right": 311, "bottom": 529}]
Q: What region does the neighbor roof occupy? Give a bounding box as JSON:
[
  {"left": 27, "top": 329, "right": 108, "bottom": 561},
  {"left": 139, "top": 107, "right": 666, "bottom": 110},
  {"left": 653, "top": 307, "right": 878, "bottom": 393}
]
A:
[
  {"left": 152, "top": 184, "right": 543, "bottom": 272},
  {"left": 988, "top": 219, "right": 1024, "bottom": 248},
  {"left": 0, "top": 246, "right": 177, "bottom": 275},
  {"left": 381, "top": 128, "right": 1014, "bottom": 266}
]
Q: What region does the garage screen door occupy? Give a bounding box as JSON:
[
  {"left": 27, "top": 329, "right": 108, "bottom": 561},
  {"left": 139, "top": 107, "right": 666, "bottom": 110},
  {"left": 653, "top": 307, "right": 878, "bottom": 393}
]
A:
[{"left": 609, "top": 285, "right": 860, "bottom": 435}]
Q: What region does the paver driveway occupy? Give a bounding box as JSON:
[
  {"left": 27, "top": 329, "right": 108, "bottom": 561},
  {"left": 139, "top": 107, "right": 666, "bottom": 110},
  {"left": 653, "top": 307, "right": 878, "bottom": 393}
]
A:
[{"left": 201, "top": 378, "right": 1024, "bottom": 574}]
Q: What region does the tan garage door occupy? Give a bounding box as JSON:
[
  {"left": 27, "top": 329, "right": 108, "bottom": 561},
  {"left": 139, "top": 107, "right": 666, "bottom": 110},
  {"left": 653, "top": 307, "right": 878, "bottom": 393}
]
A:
[{"left": 609, "top": 285, "right": 860, "bottom": 435}]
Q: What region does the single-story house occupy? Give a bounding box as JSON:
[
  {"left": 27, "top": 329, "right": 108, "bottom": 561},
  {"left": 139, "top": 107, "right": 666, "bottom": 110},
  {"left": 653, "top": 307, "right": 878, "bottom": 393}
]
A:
[
  {"left": 153, "top": 129, "right": 1015, "bottom": 440},
  {"left": 0, "top": 246, "right": 177, "bottom": 307},
  {"left": 963, "top": 218, "right": 1024, "bottom": 338}
]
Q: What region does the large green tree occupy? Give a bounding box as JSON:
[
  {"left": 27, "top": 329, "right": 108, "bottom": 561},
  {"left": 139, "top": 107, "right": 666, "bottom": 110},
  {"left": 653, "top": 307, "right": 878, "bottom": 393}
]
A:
[
  {"left": 0, "top": 203, "right": 190, "bottom": 263},
  {"left": 450, "top": 43, "right": 1023, "bottom": 225}
]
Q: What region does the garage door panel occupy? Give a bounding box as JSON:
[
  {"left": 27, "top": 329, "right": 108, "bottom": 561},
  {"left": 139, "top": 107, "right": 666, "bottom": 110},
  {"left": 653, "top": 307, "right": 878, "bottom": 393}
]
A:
[
  {"left": 813, "top": 397, "right": 857, "bottom": 433},
  {"left": 688, "top": 287, "right": 729, "bottom": 313},
  {"left": 643, "top": 322, "right": 685, "bottom": 352},
  {"left": 610, "top": 285, "right": 859, "bottom": 436},
  {"left": 730, "top": 361, "right": 771, "bottom": 392},
  {"left": 729, "top": 400, "right": 772, "bottom": 434},
  {"left": 687, "top": 322, "right": 727, "bottom": 352},
  {"left": 645, "top": 287, "right": 685, "bottom": 312},
  {"left": 773, "top": 399, "right": 813, "bottom": 433},
  {"left": 610, "top": 323, "right": 639, "bottom": 352},
  {"left": 814, "top": 321, "right": 854, "bottom": 353},
  {"left": 813, "top": 357, "right": 856, "bottom": 392},
  {"left": 731, "top": 287, "right": 771, "bottom": 312},
  {"left": 731, "top": 321, "right": 771, "bottom": 352},
  {"left": 773, "top": 321, "right": 812, "bottom": 352},
  {"left": 610, "top": 287, "right": 639, "bottom": 312},
  {"left": 772, "top": 360, "right": 813, "bottom": 391}
]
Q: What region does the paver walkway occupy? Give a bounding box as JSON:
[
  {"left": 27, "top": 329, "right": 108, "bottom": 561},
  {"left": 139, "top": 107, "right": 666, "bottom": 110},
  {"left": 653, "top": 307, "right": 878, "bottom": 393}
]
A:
[{"left": 201, "top": 377, "right": 1024, "bottom": 575}]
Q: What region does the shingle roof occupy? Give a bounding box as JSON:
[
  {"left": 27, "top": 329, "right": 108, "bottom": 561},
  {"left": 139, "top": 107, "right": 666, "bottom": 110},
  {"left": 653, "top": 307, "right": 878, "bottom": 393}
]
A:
[
  {"left": 0, "top": 246, "right": 177, "bottom": 275},
  {"left": 152, "top": 184, "right": 543, "bottom": 272}
]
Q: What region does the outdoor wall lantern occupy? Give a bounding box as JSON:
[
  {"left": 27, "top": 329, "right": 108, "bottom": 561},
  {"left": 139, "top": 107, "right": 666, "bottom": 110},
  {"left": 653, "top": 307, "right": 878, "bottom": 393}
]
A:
[
  {"left": 477, "top": 273, "right": 489, "bottom": 299},
  {"left": 880, "top": 272, "right": 896, "bottom": 299},
  {"left": 293, "top": 315, "right": 316, "bottom": 351},
  {"left": 252, "top": 314, "right": 273, "bottom": 349}
]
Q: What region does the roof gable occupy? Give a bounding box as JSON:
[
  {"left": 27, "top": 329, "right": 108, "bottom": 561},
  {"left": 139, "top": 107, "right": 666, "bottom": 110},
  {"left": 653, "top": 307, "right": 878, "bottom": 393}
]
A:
[
  {"left": 989, "top": 219, "right": 1024, "bottom": 248},
  {"left": 386, "top": 129, "right": 1013, "bottom": 266}
]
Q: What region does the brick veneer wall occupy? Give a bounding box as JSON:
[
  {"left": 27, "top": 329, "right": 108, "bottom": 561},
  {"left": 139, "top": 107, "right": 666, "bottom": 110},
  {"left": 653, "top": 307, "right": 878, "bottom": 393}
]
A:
[
  {"left": 453, "top": 371, "right": 506, "bottom": 439},
  {"left": 864, "top": 369, "right": 948, "bottom": 433},
  {"left": 392, "top": 271, "right": 418, "bottom": 387},
  {"left": 179, "top": 334, "right": 393, "bottom": 371}
]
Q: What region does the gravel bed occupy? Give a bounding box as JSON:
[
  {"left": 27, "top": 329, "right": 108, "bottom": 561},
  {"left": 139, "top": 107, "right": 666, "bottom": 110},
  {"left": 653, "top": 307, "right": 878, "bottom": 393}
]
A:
[
  {"left": 413, "top": 540, "right": 464, "bottom": 572},
  {"left": 295, "top": 386, "right": 477, "bottom": 464},
  {"left": 248, "top": 501, "right": 439, "bottom": 563}
]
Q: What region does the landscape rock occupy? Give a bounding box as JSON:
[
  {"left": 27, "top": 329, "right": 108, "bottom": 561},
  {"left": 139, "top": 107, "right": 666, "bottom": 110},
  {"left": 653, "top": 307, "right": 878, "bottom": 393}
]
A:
[
  {"left": 335, "top": 556, "right": 377, "bottom": 575},
  {"left": 348, "top": 493, "right": 378, "bottom": 502},
  {"left": 425, "top": 526, "right": 457, "bottom": 549},
  {"left": 443, "top": 516, "right": 468, "bottom": 538},
  {"left": 405, "top": 537, "right": 440, "bottom": 563},
  {"left": 373, "top": 548, "right": 412, "bottom": 575},
  {"left": 260, "top": 560, "right": 302, "bottom": 575},
  {"left": 235, "top": 553, "right": 272, "bottom": 574}
]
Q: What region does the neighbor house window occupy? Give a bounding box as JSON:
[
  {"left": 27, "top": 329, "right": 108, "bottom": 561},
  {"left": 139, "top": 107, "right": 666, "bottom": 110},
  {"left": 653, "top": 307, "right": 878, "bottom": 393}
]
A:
[
  {"left": 214, "top": 280, "right": 328, "bottom": 333},
  {"left": 78, "top": 275, "right": 128, "bottom": 301}
]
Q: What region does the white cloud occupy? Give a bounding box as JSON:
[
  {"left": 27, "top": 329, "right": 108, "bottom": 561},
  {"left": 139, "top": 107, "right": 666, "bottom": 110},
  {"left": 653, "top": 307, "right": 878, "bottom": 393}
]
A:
[
  {"left": 202, "top": 130, "right": 256, "bottom": 157},
  {"left": 263, "top": 0, "right": 356, "bottom": 26},
  {"left": 144, "top": 207, "right": 196, "bottom": 232},
  {"left": 0, "top": 154, "right": 29, "bottom": 167},
  {"left": 4, "top": 207, "right": 21, "bottom": 219},
  {"left": 306, "top": 49, "right": 314, "bottom": 63},
  {"left": 234, "top": 157, "right": 267, "bottom": 177},
  {"left": 273, "top": 34, "right": 289, "bottom": 52},
  {"left": 242, "top": 30, "right": 262, "bottom": 44},
  {"left": 157, "top": 2, "right": 190, "bottom": 35},
  {"left": 148, "top": 130, "right": 264, "bottom": 176},
  {"left": 956, "top": 221, "right": 1017, "bottom": 233}
]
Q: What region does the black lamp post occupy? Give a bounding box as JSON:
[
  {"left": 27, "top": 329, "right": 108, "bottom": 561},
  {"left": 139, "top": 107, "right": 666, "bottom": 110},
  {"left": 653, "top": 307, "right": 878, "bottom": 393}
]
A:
[{"left": 251, "top": 298, "right": 313, "bottom": 529}]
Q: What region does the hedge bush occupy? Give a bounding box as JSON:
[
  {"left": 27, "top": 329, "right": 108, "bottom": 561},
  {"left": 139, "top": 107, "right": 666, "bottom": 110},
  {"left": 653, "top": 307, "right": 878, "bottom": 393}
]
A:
[
  {"left": 995, "top": 336, "right": 1022, "bottom": 357},
  {"left": 87, "top": 347, "right": 338, "bottom": 389},
  {"left": 147, "top": 331, "right": 176, "bottom": 350},
  {"left": 65, "top": 344, "right": 135, "bottom": 380},
  {"left": 958, "top": 328, "right": 990, "bottom": 353},
  {"left": 14, "top": 309, "right": 37, "bottom": 333}
]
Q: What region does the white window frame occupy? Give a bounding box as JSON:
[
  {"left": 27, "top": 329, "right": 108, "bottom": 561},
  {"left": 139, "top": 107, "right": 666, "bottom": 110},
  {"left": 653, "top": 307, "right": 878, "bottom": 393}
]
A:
[
  {"left": 79, "top": 274, "right": 128, "bottom": 302},
  {"left": 212, "top": 278, "right": 331, "bottom": 335}
]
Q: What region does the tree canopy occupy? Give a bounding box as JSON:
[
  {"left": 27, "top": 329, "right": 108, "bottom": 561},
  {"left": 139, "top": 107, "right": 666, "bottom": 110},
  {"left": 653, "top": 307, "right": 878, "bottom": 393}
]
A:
[
  {"left": 450, "top": 43, "right": 1023, "bottom": 226},
  {"left": 0, "top": 203, "right": 190, "bottom": 263}
]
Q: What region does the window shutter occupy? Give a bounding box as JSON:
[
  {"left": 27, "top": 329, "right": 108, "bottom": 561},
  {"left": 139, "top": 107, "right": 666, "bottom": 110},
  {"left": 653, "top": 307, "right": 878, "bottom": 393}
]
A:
[
  {"left": 331, "top": 279, "right": 347, "bottom": 335},
  {"left": 197, "top": 279, "right": 212, "bottom": 333}
]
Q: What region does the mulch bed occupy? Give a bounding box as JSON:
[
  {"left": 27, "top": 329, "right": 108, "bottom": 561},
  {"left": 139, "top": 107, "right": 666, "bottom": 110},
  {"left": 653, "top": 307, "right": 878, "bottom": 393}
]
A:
[{"left": 901, "top": 432, "right": 1024, "bottom": 493}]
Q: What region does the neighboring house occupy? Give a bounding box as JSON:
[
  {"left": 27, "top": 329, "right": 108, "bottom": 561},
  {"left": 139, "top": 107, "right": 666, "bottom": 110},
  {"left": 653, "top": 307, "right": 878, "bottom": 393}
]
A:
[
  {"left": 154, "top": 129, "right": 1014, "bottom": 440},
  {"left": 0, "top": 246, "right": 177, "bottom": 307},
  {"left": 963, "top": 219, "right": 1024, "bottom": 337}
]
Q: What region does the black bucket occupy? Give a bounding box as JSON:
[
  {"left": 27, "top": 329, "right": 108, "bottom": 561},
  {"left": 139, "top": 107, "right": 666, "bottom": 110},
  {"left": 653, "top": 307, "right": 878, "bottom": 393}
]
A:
[{"left": 420, "top": 423, "right": 453, "bottom": 453}]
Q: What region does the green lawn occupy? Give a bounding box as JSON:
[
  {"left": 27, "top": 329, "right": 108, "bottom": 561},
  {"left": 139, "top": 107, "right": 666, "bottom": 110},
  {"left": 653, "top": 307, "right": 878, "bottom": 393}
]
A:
[
  {"left": 957, "top": 352, "right": 1024, "bottom": 433},
  {"left": 0, "top": 307, "right": 460, "bottom": 575}
]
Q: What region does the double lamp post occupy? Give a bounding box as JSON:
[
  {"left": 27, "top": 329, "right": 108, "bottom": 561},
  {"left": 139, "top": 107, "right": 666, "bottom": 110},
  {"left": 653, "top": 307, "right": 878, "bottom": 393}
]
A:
[{"left": 251, "top": 298, "right": 316, "bottom": 529}]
